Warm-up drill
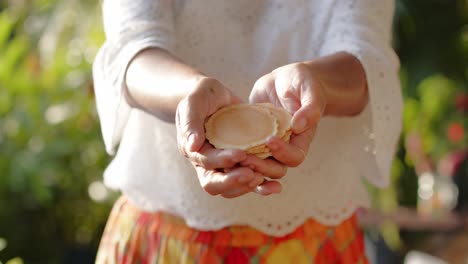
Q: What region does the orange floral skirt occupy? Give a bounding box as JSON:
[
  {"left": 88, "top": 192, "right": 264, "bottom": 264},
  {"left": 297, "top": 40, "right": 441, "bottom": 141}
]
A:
[{"left": 96, "top": 196, "right": 368, "bottom": 264}]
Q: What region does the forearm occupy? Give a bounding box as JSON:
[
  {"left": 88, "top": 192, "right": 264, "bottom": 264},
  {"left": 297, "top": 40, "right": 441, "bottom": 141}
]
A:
[
  {"left": 304, "top": 51, "right": 369, "bottom": 116},
  {"left": 125, "top": 48, "right": 205, "bottom": 122}
]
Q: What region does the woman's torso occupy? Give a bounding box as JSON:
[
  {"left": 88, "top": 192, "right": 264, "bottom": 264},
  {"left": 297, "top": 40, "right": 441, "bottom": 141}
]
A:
[{"left": 104, "top": 0, "right": 372, "bottom": 236}]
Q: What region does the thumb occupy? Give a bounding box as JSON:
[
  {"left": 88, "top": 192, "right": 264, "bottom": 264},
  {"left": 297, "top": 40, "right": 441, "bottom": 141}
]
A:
[
  {"left": 291, "top": 82, "right": 326, "bottom": 134},
  {"left": 230, "top": 94, "right": 243, "bottom": 105},
  {"left": 176, "top": 98, "right": 207, "bottom": 154},
  {"left": 249, "top": 75, "right": 277, "bottom": 104},
  {"left": 180, "top": 89, "right": 243, "bottom": 153}
]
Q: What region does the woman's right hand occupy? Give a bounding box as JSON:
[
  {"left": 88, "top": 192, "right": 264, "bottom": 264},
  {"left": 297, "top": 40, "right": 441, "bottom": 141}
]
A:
[{"left": 176, "top": 77, "right": 280, "bottom": 198}]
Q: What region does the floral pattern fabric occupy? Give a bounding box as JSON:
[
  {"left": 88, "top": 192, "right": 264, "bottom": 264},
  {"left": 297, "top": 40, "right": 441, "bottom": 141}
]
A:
[{"left": 96, "top": 197, "right": 368, "bottom": 264}]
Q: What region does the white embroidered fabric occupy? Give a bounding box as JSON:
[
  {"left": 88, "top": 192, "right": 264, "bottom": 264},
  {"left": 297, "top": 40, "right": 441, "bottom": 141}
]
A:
[{"left": 93, "top": 0, "right": 403, "bottom": 236}]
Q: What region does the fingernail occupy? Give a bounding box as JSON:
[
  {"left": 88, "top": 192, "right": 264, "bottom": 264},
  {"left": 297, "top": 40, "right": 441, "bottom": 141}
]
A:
[
  {"left": 249, "top": 176, "right": 264, "bottom": 188},
  {"left": 249, "top": 181, "right": 259, "bottom": 188},
  {"left": 255, "top": 185, "right": 273, "bottom": 196}
]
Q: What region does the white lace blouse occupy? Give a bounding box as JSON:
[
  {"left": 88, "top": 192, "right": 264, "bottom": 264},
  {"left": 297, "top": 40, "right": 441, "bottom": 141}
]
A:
[{"left": 93, "top": 0, "right": 403, "bottom": 236}]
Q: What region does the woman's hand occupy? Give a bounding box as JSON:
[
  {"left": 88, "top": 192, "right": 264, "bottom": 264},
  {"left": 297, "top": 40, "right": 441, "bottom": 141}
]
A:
[
  {"left": 248, "top": 62, "right": 327, "bottom": 168},
  {"left": 176, "top": 77, "right": 281, "bottom": 198},
  {"left": 246, "top": 52, "right": 368, "bottom": 180}
]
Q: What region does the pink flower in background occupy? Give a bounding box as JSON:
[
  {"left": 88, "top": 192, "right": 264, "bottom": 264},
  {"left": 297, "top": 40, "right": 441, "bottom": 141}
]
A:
[
  {"left": 438, "top": 151, "right": 467, "bottom": 177},
  {"left": 405, "top": 132, "right": 434, "bottom": 174},
  {"left": 455, "top": 94, "right": 468, "bottom": 113},
  {"left": 406, "top": 132, "right": 423, "bottom": 156},
  {"left": 447, "top": 122, "right": 464, "bottom": 143}
]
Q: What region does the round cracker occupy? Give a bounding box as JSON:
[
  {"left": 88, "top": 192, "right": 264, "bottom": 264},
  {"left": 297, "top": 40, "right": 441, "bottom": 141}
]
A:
[
  {"left": 205, "top": 104, "right": 278, "bottom": 150},
  {"left": 254, "top": 103, "right": 292, "bottom": 138}
]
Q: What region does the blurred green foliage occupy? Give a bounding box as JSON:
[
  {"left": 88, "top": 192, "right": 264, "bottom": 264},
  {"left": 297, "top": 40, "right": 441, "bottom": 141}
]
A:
[
  {"left": 393, "top": 0, "right": 468, "bottom": 209},
  {"left": 0, "top": 0, "right": 115, "bottom": 263},
  {"left": 0, "top": 0, "right": 466, "bottom": 263},
  {"left": 368, "top": 0, "right": 468, "bottom": 253}
]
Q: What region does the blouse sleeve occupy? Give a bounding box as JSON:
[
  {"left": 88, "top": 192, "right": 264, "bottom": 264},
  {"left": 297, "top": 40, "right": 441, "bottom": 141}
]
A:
[
  {"left": 93, "top": 0, "right": 175, "bottom": 155},
  {"left": 318, "top": 0, "right": 403, "bottom": 187}
]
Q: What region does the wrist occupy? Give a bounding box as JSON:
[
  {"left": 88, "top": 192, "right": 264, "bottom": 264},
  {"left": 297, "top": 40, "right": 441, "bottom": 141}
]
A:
[
  {"left": 302, "top": 62, "right": 329, "bottom": 116},
  {"left": 124, "top": 48, "right": 210, "bottom": 122},
  {"left": 304, "top": 52, "right": 368, "bottom": 116}
]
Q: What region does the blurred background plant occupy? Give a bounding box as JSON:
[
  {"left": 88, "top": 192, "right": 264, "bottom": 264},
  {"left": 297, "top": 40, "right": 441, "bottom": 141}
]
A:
[
  {"left": 0, "top": 0, "right": 466, "bottom": 263},
  {"left": 365, "top": 1, "right": 468, "bottom": 263},
  {"left": 0, "top": 0, "right": 115, "bottom": 263}
]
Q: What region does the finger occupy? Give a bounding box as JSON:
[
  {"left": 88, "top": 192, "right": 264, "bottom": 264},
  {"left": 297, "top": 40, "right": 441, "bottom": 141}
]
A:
[
  {"left": 274, "top": 72, "right": 302, "bottom": 113},
  {"left": 188, "top": 142, "right": 247, "bottom": 170},
  {"left": 230, "top": 94, "right": 243, "bottom": 104},
  {"left": 240, "top": 155, "right": 288, "bottom": 179},
  {"left": 249, "top": 75, "right": 281, "bottom": 105},
  {"left": 254, "top": 180, "right": 282, "bottom": 195},
  {"left": 291, "top": 78, "right": 326, "bottom": 134},
  {"left": 197, "top": 166, "right": 254, "bottom": 196},
  {"left": 176, "top": 96, "right": 206, "bottom": 153},
  {"left": 221, "top": 186, "right": 255, "bottom": 199},
  {"left": 266, "top": 137, "right": 305, "bottom": 167},
  {"left": 288, "top": 125, "right": 316, "bottom": 156},
  {"left": 177, "top": 82, "right": 242, "bottom": 154},
  {"left": 247, "top": 173, "right": 267, "bottom": 188},
  {"left": 266, "top": 127, "right": 315, "bottom": 167}
]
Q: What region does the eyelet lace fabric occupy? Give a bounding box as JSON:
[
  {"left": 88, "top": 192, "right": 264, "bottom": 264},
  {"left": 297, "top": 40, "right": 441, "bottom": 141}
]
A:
[{"left": 93, "top": 0, "right": 403, "bottom": 236}]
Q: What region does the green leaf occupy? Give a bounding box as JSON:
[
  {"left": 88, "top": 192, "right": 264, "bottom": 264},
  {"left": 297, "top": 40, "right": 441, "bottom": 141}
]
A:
[
  {"left": 418, "top": 75, "right": 456, "bottom": 123},
  {"left": 0, "top": 12, "right": 15, "bottom": 49},
  {"left": 0, "top": 90, "right": 12, "bottom": 115},
  {"left": 0, "top": 35, "right": 29, "bottom": 83},
  {"left": 403, "top": 98, "right": 420, "bottom": 133},
  {"left": 380, "top": 222, "right": 403, "bottom": 250},
  {"left": 6, "top": 258, "right": 23, "bottom": 264},
  {"left": 0, "top": 237, "right": 7, "bottom": 252}
]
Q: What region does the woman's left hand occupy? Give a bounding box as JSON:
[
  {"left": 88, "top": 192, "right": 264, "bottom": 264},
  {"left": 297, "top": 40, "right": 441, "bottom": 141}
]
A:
[{"left": 246, "top": 62, "right": 327, "bottom": 170}]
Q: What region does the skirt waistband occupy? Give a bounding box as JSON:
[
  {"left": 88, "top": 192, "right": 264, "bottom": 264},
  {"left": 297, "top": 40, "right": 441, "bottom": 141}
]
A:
[{"left": 114, "top": 196, "right": 360, "bottom": 247}]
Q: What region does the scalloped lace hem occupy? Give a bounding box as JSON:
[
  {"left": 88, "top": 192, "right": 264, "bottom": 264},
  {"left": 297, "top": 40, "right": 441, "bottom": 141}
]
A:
[{"left": 126, "top": 195, "right": 369, "bottom": 237}]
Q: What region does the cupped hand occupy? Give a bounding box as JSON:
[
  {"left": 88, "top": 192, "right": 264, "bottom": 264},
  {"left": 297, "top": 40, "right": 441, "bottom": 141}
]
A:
[
  {"left": 248, "top": 62, "right": 327, "bottom": 168},
  {"left": 176, "top": 77, "right": 281, "bottom": 198}
]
